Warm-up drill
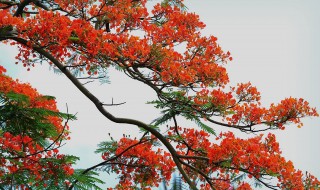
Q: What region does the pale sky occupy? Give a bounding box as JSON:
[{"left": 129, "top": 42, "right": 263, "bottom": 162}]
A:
[{"left": 0, "top": 0, "right": 319, "bottom": 189}]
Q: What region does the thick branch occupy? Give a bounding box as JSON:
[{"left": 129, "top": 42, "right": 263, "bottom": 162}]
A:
[
  {"left": 177, "top": 155, "right": 209, "bottom": 161},
  {"left": 13, "top": 0, "right": 49, "bottom": 17},
  {"left": 13, "top": 0, "right": 32, "bottom": 17}
]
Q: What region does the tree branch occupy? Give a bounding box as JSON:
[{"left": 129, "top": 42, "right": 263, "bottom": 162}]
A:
[
  {"left": 180, "top": 159, "right": 215, "bottom": 189},
  {"left": 13, "top": 0, "right": 32, "bottom": 17},
  {"left": 10, "top": 36, "right": 197, "bottom": 190},
  {"left": 69, "top": 132, "right": 149, "bottom": 189}
]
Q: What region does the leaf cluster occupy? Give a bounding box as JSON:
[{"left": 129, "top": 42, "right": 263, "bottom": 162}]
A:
[{"left": 149, "top": 90, "right": 215, "bottom": 135}]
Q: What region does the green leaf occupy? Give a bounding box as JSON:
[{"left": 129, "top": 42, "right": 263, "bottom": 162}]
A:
[
  {"left": 194, "top": 119, "right": 216, "bottom": 135},
  {"left": 0, "top": 25, "right": 13, "bottom": 35},
  {"left": 5, "top": 91, "right": 30, "bottom": 104},
  {"left": 114, "top": 64, "right": 125, "bottom": 72},
  {"left": 70, "top": 169, "right": 105, "bottom": 190},
  {"left": 182, "top": 113, "right": 216, "bottom": 135},
  {"left": 268, "top": 172, "right": 280, "bottom": 177},
  {"left": 138, "top": 124, "right": 159, "bottom": 133},
  {"left": 26, "top": 107, "right": 77, "bottom": 120},
  {"left": 167, "top": 134, "right": 184, "bottom": 141},
  {"left": 63, "top": 155, "right": 80, "bottom": 164},
  {"left": 69, "top": 36, "right": 80, "bottom": 41},
  {"left": 220, "top": 160, "right": 232, "bottom": 168},
  {"left": 95, "top": 140, "right": 117, "bottom": 154},
  {"left": 40, "top": 95, "right": 56, "bottom": 100},
  {"left": 151, "top": 109, "right": 176, "bottom": 126}
]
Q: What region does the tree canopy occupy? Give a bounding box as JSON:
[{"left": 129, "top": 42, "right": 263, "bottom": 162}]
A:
[{"left": 0, "top": 0, "right": 319, "bottom": 189}]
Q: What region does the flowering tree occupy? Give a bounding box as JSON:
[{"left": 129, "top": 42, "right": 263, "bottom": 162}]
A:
[{"left": 0, "top": 0, "right": 319, "bottom": 189}]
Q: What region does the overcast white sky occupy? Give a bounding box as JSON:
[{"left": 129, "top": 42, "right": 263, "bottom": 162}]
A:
[{"left": 1, "top": 0, "right": 319, "bottom": 188}]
